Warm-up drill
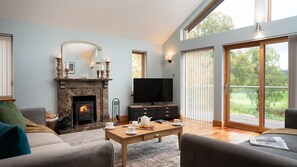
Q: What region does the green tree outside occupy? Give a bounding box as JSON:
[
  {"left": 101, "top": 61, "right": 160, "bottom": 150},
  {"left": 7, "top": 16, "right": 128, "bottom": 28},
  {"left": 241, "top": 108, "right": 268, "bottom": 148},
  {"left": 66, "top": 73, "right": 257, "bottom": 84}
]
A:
[{"left": 188, "top": 12, "right": 234, "bottom": 39}]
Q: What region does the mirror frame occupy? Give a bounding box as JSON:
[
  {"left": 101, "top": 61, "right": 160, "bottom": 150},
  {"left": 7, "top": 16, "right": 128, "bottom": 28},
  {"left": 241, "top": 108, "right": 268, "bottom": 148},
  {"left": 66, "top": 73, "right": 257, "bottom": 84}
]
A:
[{"left": 61, "top": 41, "right": 103, "bottom": 77}]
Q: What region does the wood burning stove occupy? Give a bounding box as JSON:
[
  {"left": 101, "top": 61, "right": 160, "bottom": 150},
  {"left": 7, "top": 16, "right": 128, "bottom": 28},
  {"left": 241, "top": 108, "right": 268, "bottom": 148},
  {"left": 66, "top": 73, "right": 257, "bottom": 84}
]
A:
[
  {"left": 75, "top": 101, "right": 94, "bottom": 123},
  {"left": 73, "top": 96, "right": 96, "bottom": 127}
]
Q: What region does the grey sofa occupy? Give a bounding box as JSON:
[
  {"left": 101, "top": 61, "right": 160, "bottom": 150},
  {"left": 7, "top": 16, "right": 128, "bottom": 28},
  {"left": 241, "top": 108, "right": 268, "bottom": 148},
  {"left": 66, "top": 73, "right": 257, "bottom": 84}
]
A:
[
  {"left": 0, "top": 108, "right": 114, "bottom": 167},
  {"left": 181, "top": 109, "right": 297, "bottom": 167}
]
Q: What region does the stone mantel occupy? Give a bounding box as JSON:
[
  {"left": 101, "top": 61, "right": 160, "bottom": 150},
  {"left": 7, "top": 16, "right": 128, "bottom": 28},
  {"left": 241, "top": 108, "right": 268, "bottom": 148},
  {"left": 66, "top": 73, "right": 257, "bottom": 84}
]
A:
[
  {"left": 55, "top": 78, "right": 112, "bottom": 88},
  {"left": 55, "top": 78, "right": 112, "bottom": 82},
  {"left": 55, "top": 78, "right": 112, "bottom": 126}
]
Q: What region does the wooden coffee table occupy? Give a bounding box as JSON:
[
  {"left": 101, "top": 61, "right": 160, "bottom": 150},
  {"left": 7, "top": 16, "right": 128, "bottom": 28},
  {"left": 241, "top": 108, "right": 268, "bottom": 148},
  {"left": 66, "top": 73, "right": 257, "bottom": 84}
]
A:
[{"left": 105, "top": 122, "right": 183, "bottom": 167}]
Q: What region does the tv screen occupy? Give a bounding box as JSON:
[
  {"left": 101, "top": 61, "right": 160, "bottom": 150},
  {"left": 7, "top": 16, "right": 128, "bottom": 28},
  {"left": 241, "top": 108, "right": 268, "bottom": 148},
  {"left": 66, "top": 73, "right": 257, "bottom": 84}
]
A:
[{"left": 133, "top": 78, "right": 173, "bottom": 104}]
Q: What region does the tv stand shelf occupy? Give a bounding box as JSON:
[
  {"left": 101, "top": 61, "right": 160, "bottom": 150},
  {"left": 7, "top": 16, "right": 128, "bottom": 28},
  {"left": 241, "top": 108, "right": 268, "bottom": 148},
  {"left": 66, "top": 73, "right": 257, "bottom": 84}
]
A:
[{"left": 128, "top": 104, "right": 179, "bottom": 121}]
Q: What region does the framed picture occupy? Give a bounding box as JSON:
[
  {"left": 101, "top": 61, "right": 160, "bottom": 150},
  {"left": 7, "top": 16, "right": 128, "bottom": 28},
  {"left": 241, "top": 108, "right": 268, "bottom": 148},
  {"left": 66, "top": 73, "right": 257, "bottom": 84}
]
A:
[{"left": 68, "top": 62, "right": 75, "bottom": 74}]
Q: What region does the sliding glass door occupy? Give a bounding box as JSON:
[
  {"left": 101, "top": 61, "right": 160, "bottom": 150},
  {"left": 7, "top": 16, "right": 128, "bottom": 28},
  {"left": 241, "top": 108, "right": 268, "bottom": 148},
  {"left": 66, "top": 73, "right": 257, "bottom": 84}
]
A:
[
  {"left": 264, "top": 42, "right": 288, "bottom": 129},
  {"left": 228, "top": 45, "right": 260, "bottom": 127},
  {"left": 225, "top": 37, "right": 288, "bottom": 132}
]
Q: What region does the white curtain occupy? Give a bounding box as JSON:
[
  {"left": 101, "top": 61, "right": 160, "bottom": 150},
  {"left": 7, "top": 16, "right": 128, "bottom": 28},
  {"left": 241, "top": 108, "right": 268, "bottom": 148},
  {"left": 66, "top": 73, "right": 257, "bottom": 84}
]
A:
[
  {"left": 183, "top": 48, "right": 214, "bottom": 122},
  {"left": 288, "top": 35, "right": 297, "bottom": 108},
  {"left": 0, "top": 35, "right": 12, "bottom": 98}
]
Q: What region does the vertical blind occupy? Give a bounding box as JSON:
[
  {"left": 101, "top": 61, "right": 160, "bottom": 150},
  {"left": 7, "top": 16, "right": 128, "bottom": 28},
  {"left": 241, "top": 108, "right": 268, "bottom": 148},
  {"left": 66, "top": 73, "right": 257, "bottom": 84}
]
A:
[
  {"left": 0, "top": 35, "right": 13, "bottom": 98},
  {"left": 184, "top": 48, "right": 214, "bottom": 122},
  {"left": 288, "top": 35, "right": 297, "bottom": 108}
]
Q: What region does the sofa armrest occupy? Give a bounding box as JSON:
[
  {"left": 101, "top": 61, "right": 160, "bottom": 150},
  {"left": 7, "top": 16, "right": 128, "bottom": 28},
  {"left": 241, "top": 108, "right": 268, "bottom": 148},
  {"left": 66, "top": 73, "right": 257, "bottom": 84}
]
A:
[
  {"left": 0, "top": 141, "right": 114, "bottom": 167},
  {"left": 285, "top": 108, "right": 297, "bottom": 129},
  {"left": 181, "top": 133, "right": 297, "bottom": 167},
  {"left": 20, "top": 108, "right": 46, "bottom": 125}
]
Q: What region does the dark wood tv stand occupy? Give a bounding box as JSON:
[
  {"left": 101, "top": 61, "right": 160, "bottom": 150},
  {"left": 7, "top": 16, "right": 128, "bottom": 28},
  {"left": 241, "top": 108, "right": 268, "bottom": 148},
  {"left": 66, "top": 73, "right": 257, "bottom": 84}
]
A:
[{"left": 128, "top": 104, "right": 179, "bottom": 121}]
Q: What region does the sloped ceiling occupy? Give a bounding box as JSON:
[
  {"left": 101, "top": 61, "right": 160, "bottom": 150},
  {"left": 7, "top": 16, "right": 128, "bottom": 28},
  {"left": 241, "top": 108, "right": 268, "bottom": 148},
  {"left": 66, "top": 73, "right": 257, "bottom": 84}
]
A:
[{"left": 0, "top": 0, "right": 203, "bottom": 44}]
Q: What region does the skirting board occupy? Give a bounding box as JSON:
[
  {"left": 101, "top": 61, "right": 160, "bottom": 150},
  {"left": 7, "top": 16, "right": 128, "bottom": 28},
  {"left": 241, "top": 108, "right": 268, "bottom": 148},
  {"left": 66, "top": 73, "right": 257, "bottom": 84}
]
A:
[
  {"left": 213, "top": 120, "right": 224, "bottom": 127},
  {"left": 110, "top": 116, "right": 129, "bottom": 124},
  {"left": 0, "top": 98, "right": 16, "bottom": 102}
]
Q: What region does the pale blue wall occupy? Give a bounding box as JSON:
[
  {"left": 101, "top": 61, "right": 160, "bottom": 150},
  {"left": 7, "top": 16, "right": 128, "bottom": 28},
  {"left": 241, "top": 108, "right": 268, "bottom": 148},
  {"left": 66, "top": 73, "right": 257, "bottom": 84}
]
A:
[{"left": 0, "top": 18, "right": 163, "bottom": 116}]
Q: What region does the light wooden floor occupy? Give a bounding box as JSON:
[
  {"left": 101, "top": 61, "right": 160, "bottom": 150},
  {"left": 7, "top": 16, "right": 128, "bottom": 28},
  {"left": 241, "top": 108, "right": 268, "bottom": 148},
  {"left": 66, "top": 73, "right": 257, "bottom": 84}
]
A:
[{"left": 182, "top": 119, "right": 260, "bottom": 144}]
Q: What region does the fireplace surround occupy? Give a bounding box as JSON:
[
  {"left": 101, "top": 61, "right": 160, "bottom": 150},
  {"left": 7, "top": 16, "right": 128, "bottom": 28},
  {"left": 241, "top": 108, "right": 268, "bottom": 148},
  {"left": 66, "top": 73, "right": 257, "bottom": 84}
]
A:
[{"left": 55, "top": 78, "right": 111, "bottom": 129}]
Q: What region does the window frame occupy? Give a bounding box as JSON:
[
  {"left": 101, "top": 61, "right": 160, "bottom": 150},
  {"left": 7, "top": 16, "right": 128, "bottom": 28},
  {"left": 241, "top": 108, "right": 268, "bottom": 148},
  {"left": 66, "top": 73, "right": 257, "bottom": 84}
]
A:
[
  {"left": 131, "top": 50, "right": 147, "bottom": 94},
  {"left": 132, "top": 51, "right": 146, "bottom": 78},
  {"left": 267, "top": 0, "right": 272, "bottom": 22},
  {"left": 267, "top": 0, "right": 297, "bottom": 22}
]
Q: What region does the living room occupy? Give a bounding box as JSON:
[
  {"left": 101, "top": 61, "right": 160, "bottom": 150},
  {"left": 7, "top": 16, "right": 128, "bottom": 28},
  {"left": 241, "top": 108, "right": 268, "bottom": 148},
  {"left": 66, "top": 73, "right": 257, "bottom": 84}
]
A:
[{"left": 1, "top": 0, "right": 297, "bottom": 166}]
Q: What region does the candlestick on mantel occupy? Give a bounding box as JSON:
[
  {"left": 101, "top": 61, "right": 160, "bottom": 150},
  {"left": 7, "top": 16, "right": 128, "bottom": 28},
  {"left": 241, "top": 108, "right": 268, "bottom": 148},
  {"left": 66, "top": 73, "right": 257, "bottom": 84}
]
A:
[
  {"left": 65, "top": 62, "right": 69, "bottom": 69},
  {"left": 96, "top": 70, "right": 100, "bottom": 78},
  {"left": 56, "top": 58, "right": 62, "bottom": 79},
  {"left": 96, "top": 62, "right": 100, "bottom": 71},
  {"left": 105, "top": 61, "right": 110, "bottom": 79},
  {"left": 65, "top": 68, "right": 69, "bottom": 79},
  {"left": 100, "top": 70, "right": 104, "bottom": 79},
  {"left": 105, "top": 57, "right": 110, "bottom": 63},
  {"left": 56, "top": 54, "right": 61, "bottom": 59}
]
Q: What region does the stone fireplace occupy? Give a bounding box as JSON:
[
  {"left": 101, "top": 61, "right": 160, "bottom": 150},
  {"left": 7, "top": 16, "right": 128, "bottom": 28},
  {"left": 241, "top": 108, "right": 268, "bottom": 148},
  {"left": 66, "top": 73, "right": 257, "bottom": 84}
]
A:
[{"left": 55, "top": 78, "right": 111, "bottom": 129}]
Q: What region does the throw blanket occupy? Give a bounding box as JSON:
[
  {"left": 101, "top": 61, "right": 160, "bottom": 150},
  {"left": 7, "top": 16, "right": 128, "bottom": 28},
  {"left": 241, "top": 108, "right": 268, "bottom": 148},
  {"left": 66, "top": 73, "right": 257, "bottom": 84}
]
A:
[
  {"left": 25, "top": 118, "right": 57, "bottom": 135},
  {"left": 46, "top": 112, "right": 57, "bottom": 119},
  {"left": 263, "top": 128, "right": 297, "bottom": 136}
]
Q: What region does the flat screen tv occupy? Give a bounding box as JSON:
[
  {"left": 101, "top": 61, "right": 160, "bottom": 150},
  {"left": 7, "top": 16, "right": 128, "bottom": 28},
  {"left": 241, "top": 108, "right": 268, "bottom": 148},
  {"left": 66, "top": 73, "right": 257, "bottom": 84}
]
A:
[{"left": 133, "top": 78, "right": 173, "bottom": 105}]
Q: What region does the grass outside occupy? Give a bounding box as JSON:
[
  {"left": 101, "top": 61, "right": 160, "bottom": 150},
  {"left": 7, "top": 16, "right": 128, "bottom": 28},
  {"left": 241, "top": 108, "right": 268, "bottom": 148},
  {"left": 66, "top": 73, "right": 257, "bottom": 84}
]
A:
[{"left": 230, "top": 89, "right": 287, "bottom": 121}]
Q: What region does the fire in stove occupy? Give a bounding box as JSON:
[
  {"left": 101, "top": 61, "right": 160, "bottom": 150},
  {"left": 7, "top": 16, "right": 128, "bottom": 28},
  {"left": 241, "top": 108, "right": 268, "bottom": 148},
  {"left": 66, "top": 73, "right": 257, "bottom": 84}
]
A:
[{"left": 80, "top": 105, "right": 90, "bottom": 113}]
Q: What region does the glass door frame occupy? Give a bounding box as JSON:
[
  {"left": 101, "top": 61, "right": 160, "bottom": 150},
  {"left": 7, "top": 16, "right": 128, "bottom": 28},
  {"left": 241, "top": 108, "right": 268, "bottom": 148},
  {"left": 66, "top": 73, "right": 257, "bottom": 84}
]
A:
[{"left": 224, "top": 37, "right": 288, "bottom": 132}]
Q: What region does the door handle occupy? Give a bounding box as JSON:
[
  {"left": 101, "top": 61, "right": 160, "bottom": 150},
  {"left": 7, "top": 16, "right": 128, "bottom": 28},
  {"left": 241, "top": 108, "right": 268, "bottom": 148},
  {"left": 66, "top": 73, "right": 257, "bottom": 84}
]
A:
[{"left": 224, "top": 83, "right": 229, "bottom": 90}]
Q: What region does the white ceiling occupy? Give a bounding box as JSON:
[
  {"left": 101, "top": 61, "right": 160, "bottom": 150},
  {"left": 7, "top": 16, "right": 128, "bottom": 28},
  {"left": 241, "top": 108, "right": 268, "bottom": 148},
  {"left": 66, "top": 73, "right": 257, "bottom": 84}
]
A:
[{"left": 0, "top": 0, "right": 203, "bottom": 44}]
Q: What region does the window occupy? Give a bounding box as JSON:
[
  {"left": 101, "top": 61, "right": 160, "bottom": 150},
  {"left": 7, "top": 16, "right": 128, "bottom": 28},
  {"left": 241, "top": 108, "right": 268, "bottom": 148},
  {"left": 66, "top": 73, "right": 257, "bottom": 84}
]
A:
[
  {"left": 185, "top": 0, "right": 254, "bottom": 39},
  {"left": 270, "top": 0, "right": 297, "bottom": 21},
  {"left": 0, "top": 34, "right": 13, "bottom": 100},
  {"left": 185, "top": 0, "right": 297, "bottom": 40},
  {"left": 132, "top": 51, "right": 146, "bottom": 91}
]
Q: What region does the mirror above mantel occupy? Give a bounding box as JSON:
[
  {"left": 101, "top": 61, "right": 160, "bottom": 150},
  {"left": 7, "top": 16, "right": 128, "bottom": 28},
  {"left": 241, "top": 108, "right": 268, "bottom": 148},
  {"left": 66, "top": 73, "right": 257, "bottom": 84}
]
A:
[{"left": 61, "top": 41, "right": 103, "bottom": 78}]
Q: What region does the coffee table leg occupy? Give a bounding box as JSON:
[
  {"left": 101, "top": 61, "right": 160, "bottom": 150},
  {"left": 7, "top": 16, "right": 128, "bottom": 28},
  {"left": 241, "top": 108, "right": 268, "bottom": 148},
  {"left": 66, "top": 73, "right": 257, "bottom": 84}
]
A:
[
  {"left": 158, "top": 137, "right": 162, "bottom": 142},
  {"left": 122, "top": 143, "right": 127, "bottom": 167},
  {"left": 178, "top": 129, "right": 183, "bottom": 150},
  {"left": 105, "top": 132, "right": 109, "bottom": 140}
]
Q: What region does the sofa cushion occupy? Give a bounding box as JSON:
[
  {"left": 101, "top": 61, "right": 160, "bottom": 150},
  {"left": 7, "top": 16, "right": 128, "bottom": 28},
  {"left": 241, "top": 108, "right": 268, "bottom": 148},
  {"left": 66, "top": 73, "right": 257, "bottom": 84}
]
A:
[
  {"left": 0, "top": 102, "right": 26, "bottom": 130},
  {"left": 27, "top": 132, "right": 64, "bottom": 148},
  {"left": 0, "top": 122, "right": 31, "bottom": 159},
  {"left": 0, "top": 141, "right": 114, "bottom": 167},
  {"left": 31, "top": 142, "right": 70, "bottom": 154}
]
